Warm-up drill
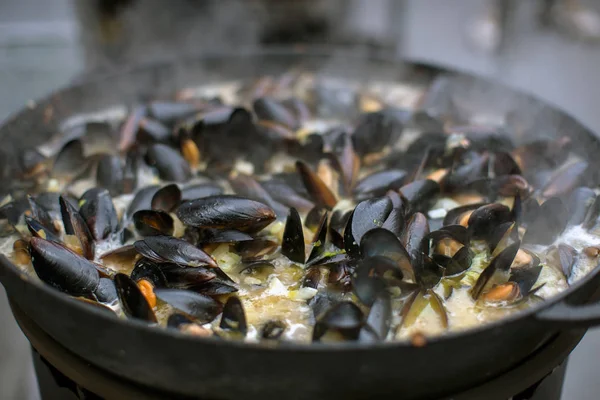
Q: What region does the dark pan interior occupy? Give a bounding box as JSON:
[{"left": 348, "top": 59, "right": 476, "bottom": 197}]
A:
[{"left": 2, "top": 48, "right": 600, "bottom": 399}]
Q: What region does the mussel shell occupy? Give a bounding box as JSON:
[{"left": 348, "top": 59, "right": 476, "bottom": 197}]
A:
[
  {"left": 352, "top": 110, "right": 403, "bottom": 156},
  {"left": 94, "top": 277, "right": 118, "bottom": 304},
  {"left": 60, "top": 196, "right": 95, "bottom": 260},
  {"left": 134, "top": 236, "right": 216, "bottom": 268},
  {"left": 26, "top": 216, "right": 61, "bottom": 243},
  {"left": 30, "top": 237, "right": 99, "bottom": 296},
  {"left": 360, "top": 228, "right": 413, "bottom": 281},
  {"left": 345, "top": 197, "right": 393, "bottom": 258},
  {"left": 177, "top": 195, "right": 276, "bottom": 233},
  {"left": 148, "top": 101, "right": 198, "bottom": 124},
  {"left": 160, "top": 263, "right": 217, "bottom": 289},
  {"left": 133, "top": 210, "right": 174, "bottom": 237},
  {"left": 151, "top": 184, "right": 182, "bottom": 213},
  {"left": 472, "top": 242, "right": 520, "bottom": 300},
  {"left": 399, "top": 179, "right": 440, "bottom": 213},
  {"left": 53, "top": 139, "right": 87, "bottom": 180},
  {"left": 154, "top": 288, "right": 223, "bottom": 323},
  {"left": 145, "top": 144, "right": 192, "bottom": 182},
  {"left": 400, "top": 212, "right": 430, "bottom": 267},
  {"left": 96, "top": 154, "right": 124, "bottom": 197},
  {"left": 443, "top": 203, "right": 487, "bottom": 226},
  {"left": 307, "top": 212, "right": 328, "bottom": 264},
  {"left": 353, "top": 169, "right": 407, "bottom": 200},
  {"left": 79, "top": 188, "right": 118, "bottom": 241},
  {"left": 313, "top": 301, "right": 364, "bottom": 341},
  {"left": 123, "top": 185, "right": 160, "bottom": 224},
  {"left": 353, "top": 256, "right": 394, "bottom": 307},
  {"left": 27, "top": 196, "right": 59, "bottom": 235},
  {"left": 541, "top": 161, "right": 588, "bottom": 199},
  {"left": 194, "top": 229, "right": 254, "bottom": 244},
  {"left": 130, "top": 258, "right": 168, "bottom": 287},
  {"left": 230, "top": 174, "right": 286, "bottom": 217},
  {"left": 253, "top": 97, "right": 299, "bottom": 130},
  {"left": 281, "top": 208, "right": 305, "bottom": 264},
  {"left": 509, "top": 264, "right": 542, "bottom": 295},
  {"left": 359, "top": 291, "right": 392, "bottom": 343},
  {"left": 295, "top": 160, "right": 337, "bottom": 210},
  {"left": 114, "top": 273, "right": 157, "bottom": 323},
  {"left": 467, "top": 203, "right": 513, "bottom": 241},
  {"left": 261, "top": 179, "right": 314, "bottom": 213},
  {"left": 220, "top": 296, "right": 247, "bottom": 336}
]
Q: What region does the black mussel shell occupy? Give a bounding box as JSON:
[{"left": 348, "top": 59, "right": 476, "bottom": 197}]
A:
[
  {"left": 114, "top": 273, "right": 157, "bottom": 323},
  {"left": 148, "top": 101, "right": 198, "bottom": 124},
  {"left": 307, "top": 212, "right": 328, "bottom": 264},
  {"left": 60, "top": 196, "right": 95, "bottom": 260},
  {"left": 399, "top": 179, "right": 440, "bottom": 213},
  {"left": 345, "top": 197, "right": 392, "bottom": 258},
  {"left": 253, "top": 97, "right": 299, "bottom": 130},
  {"left": 295, "top": 160, "right": 337, "bottom": 210},
  {"left": 146, "top": 144, "right": 192, "bottom": 182},
  {"left": 26, "top": 216, "right": 61, "bottom": 243},
  {"left": 236, "top": 239, "right": 278, "bottom": 262},
  {"left": 230, "top": 174, "right": 286, "bottom": 217},
  {"left": 79, "top": 188, "right": 118, "bottom": 241},
  {"left": 443, "top": 203, "right": 487, "bottom": 227},
  {"left": 27, "top": 196, "right": 59, "bottom": 235},
  {"left": 30, "top": 237, "right": 99, "bottom": 296},
  {"left": 353, "top": 256, "right": 393, "bottom": 307},
  {"left": 134, "top": 236, "right": 217, "bottom": 268},
  {"left": 151, "top": 184, "right": 182, "bottom": 213},
  {"left": 94, "top": 278, "right": 118, "bottom": 304},
  {"left": 154, "top": 288, "right": 223, "bottom": 324},
  {"left": 313, "top": 301, "right": 364, "bottom": 341},
  {"left": 177, "top": 195, "right": 276, "bottom": 233},
  {"left": 359, "top": 291, "right": 392, "bottom": 342},
  {"left": 195, "top": 229, "right": 254, "bottom": 244},
  {"left": 360, "top": 228, "right": 413, "bottom": 281},
  {"left": 352, "top": 110, "right": 403, "bottom": 156},
  {"left": 53, "top": 139, "right": 86, "bottom": 180},
  {"left": 467, "top": 203, "right": 513, "bottom": 241},
  {"left": 472, "top": 242, "right": 520, "bottom": 300},
  {"left": 123, "top": 185, "right": 160, "bottom": 224},
  {"left": 96, "top": 154, "right": 124, "bottom": 197},
  {"left": 133, "top": 210, "right": 174, "bottom": 237},
  {"left": 401, "top": 212, "right": 430, "bottom": 267},
  {"left": 509, "top": 264, "right": 542, "bottom": 295},
  {"left": 302, "top": 267, "right": 322, "bottom": 289},
  {"left": 159, "top": 263, "right": 216, "bottom": 289},
  {"left": 281, "top": 207, "right": 305, "bottom": 264},
  {"left": 261, "top": 179, "right": 314, "bottom": 213},
  {"left": 353, "top": 169, "right": 407, "bottom": 201},
  {"left": 220, "top": 296, "right": 247, "bottom": 336},
  {"left": 131, "top": 258, "right": 168, "bottom": 287}
]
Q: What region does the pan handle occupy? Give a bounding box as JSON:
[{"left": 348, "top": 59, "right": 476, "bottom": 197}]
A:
[{"left": 536, "top": 300, "right": 600, "bottom": 327}]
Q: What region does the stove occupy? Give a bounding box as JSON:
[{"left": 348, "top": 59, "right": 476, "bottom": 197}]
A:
[{"left": 11, "top": 301, "right": 584, "bottom": 400}]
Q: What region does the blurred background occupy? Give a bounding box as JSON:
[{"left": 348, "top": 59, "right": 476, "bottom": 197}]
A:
[{"left": 2, "top": 0, "right": 600, "bottom": 398}]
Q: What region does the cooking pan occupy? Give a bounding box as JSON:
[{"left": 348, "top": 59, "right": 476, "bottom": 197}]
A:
[{"left": 2, "top": 48, "right": 600, "bottom": 400}]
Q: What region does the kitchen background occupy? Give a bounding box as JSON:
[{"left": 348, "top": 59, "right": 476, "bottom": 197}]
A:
[{"left": 1, "top": 0, "right": 600, "bottom": 398}]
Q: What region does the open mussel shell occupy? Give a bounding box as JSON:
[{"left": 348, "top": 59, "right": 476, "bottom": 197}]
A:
[
  {"left": 345, "top": 197, "right": 392, "bottom": 257},
  {"left": 295, "top": 160, "right": 337, "bottom": 210},
  {"left": 134, "top": 236, "right": 217, "bottom": 268},
  {"left": 193, "top": 229, "right": 253, "bottom": 245},
  {"left": 352, "top": 110, "right": 403, "bottom": 157},
  {"left": 26, "top": 216, "right": 61, "bottom": 243},
  {"left": 30, "top": 237, "right": 99, "bottom": 296},
  {"left": 281, "top": 207, "right": 305, "bottom": 264},
  {"left": 229, "top": 173, "right": 287, "bottom": 218},
  {"left": 443, "top": 203, "right": 487, "bottom": 227},
  {"left": 313, "top": 301, "right": 364, "bottom": 342},
  {"left": 177, "top": 195, "right": 276, "bottom": 233},
  {"left": 130, "top": 258, "right": 168, "bottom": 287},
  {"left": 114, "top": 273, "right": 157, "bottom": 323},
  {"left": 467, "top": 203, "right": 513, "bottom": 241},
  {"left": 472, "top": 242, "right": 520, "bottom": 300},
  {"left": 306, "top": 212, "right": 328, "bottom": 264},
  {"left": 261, "top": 178, "right": 314, "bottom": 213},
  {"left": 79, "top": 188, "right": 119, "bottom": 241},
  {"left": 151, "top": 184, "right": 182, "bottom": 213},
  {"left": 359, "top": 291, "right": 392, "bottom": 342},
  {"left": 219, "top": 296, "right": 247, "bottom": 337},
  {"left": 401, "top": 212, "right": 430, "bottom": 266},
  {"left": 123, "top": 185, "right": 160, "bottom": 224},
  {"left": 253, "top": 96, "right": 299, "bottom": 130},
  {"left": 546, "top": 244, "right": 578, "bottom": 281},
  {"left": 53, "top": 139, "right": 87, "bottom": 181},
  {"left": 360, "top": 228, "right": 413, "bottom": 281},
  {"left": 60, "top": 196, "right": 95, "bottom": 260},
  {"left": 399, "top": 179, "right": 440, "bottom": 213},
  {"left": 154, "top": 288, "right": 223, "bottom": 324},
  {"left": 133, "top": 210, "right": 174, "bottom": 237},
  {"left": 353, "top": 256, "right": 395, "bottom": 307},
  {"left": 27, "top": 196, "right": 60, "bottom": 236},
  {"left": 161, "top": 264, "right": 218, "bottom": 290}
]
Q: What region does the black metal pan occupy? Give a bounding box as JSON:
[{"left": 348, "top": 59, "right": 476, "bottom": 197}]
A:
[{"left": 2, "top": 48, "right": 600, "bottom": 400}]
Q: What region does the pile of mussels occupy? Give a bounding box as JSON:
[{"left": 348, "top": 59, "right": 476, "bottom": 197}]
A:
[{"left": 2, "top": 74, "right": 600, "bottom": 344}]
